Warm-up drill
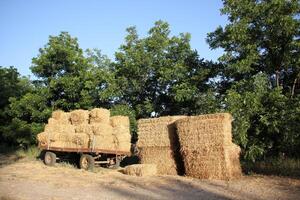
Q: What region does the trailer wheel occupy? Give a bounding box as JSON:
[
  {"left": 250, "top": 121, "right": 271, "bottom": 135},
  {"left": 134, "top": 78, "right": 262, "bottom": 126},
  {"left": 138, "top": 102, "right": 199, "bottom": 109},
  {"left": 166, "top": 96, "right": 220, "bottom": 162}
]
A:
[
  {"left": 79, "top": 154, "right": 94, "bottom": 171},
  {"left": 44, "top": 151, "right": 56, "bottom": 166}
]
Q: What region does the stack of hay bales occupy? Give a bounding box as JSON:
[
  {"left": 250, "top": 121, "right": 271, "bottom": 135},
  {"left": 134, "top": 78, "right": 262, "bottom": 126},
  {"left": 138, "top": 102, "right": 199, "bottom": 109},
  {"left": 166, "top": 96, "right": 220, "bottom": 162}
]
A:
[
  {"left": 90, "top": 108, "right": 115, "bottom": 151},
  {"left": 137, "top": 116, "right": 186, "bottom": 175},
  {"left": 111, "top": 116, "right": 131, "bottom": 152},
  {"left": 37, "top": 108, "right": 131, "bottom": 153},
  {"left": 121, "top": 164, "right": 157, "bottom": 177},
  {"left": 175, "top": 113, "right": 242, "bottom": 180}
]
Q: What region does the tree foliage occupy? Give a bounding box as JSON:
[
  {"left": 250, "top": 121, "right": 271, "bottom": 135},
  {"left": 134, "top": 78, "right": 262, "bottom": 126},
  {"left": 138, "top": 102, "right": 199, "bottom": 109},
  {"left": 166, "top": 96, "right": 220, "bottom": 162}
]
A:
[
  {"left": 1, "top": 1, "right": 300, "bottom": 162},
  {"left": 208, "top": 0, "right": 300, "bottom": 160},
  {"left": 114, "top": 21, "right": 219, "bottom": 118}
]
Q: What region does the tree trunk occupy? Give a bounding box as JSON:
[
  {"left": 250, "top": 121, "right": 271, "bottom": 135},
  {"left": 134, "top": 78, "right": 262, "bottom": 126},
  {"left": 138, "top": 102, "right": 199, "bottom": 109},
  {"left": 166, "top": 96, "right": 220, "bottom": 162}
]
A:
[
  {"left": 275, "top": 70, "right": 280, "bottom": 88},
  {"left": 291, "top": 78, "right": 297, "bottom": 98}
]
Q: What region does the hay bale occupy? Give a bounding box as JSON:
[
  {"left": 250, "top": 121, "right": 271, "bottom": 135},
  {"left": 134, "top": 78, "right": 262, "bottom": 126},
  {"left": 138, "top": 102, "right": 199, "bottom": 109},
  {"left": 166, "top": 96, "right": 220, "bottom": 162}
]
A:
[
  {"left": 225, "top": 144, "right": 242, "bottom": 178},
  {"left": 110, "top": 116, "right": 130, "bottom": 128},
  {"left": 115, "top": 142, "right": 131, "bottom": 152},
  {"left": 121, "top": 164, "right": 157, "bottom": 176},
  {"left": 38, "top": 109, "right": 132, "bottom": 153},
  {"left": 71, "top": 133, "right": 90, "bottom": 147},
  {"left": 137, "top": 116, "right": 186, "bottom": 147},
  {"left": 74, "top": 124, "right": 93, "bottom": 135},
  {"left": 175, "top": 113, "right": 242, "bottom": 180},
  {"left": 113, "top": 125, "right": 130, "bottom": 137},
  {"left": 48, "top": 141, "right": 78, "bottom": 149},
  {"left": 92, "top": 123, "right": 113, "bottom": 136},
  {"left": 92, "top": 134, "right": 116, "bottom": 150},
  {"left": 113, "top": 133, "right": 131, "bottom": 152},
  {"left": 137, "top": 116, "right": 186, "bottom": 175},
  {"left": 90, "top": 108, "right": 110, "bottom": 124},
  {"left": 51, "top": 110, "right": 71, "bottom": 124},
  {"left": 70, "top": 109, "right": 89, "bottom": 125},
  {"left": 37, "top": 132, "right": 48, "bottom": 143},
  {"left": 138, "top": 146, "right": 184, "bottom": 175},
  {"left": 44, "top": 123, "right": 75, "bottom": 135}
]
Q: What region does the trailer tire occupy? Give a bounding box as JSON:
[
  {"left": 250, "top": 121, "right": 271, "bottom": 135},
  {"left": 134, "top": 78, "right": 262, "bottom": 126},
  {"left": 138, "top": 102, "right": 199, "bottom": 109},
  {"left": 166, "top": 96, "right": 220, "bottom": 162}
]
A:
[
  {"left": 44, "top": 151, "right": 56, "bottom": 166},
  {"left": 79, "top": 154, "right": 94, "bottom": 171}
]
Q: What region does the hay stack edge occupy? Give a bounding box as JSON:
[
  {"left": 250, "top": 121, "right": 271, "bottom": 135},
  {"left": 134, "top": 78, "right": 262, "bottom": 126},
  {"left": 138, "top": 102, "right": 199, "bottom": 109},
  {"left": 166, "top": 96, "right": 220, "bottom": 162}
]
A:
[
  {"left": 37, "top": 108, "right": 131, "bottom": 152},
  {"left": 137, "top": 113, "right": 242, "bottom": 180}
]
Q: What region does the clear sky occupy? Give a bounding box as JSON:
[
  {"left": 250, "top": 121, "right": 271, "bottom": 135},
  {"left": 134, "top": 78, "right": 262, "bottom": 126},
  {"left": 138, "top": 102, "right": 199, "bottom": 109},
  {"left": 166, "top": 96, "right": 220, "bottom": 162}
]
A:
[{"left": 0, "top": 0, "right": 227, "bottom": 76}]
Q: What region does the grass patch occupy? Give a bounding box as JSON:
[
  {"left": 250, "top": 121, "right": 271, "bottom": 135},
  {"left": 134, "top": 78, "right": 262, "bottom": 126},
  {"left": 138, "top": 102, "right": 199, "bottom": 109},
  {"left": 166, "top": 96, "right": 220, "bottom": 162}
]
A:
[
  {"left": 15, "top": 146, "right": 41, "bottom": 160},
  {"left": 242, "top": 157, "right": 300, "bottom": 178}
]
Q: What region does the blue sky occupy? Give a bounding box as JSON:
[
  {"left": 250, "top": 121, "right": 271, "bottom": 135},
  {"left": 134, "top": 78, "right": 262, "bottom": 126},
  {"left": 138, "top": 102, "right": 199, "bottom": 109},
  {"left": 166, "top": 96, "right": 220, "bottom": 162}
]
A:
[{"left": 0, "top": 0, "right": 227, "bottom": 76}]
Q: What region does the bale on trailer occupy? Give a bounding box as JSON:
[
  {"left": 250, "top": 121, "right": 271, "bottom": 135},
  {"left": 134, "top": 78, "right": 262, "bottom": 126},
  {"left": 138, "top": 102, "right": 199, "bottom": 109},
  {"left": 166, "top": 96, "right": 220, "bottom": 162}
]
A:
[
  {"left": 51, "top": 110, "right": 71, "bottom": 124},
  {"left": 37, "top": 108, "right": 132, "bottom": 170},
  {"left": 70, "top": 109, "right": 90, "bottom": 125},
  {"left": 121, "top": 164, "right": 157, "bottom": 176},
  {"left": 137, "top": 116, "right": 186, "bottom": 175},
  {"left": 92, "top": 134, "right": 116, "bottom": 150},
  {"left": 90, "top": 108, "right": 110, "bottom": 124},
  {"left": 74, "top": 124, "right": 93, "bottom": 135},
  {"left": 110, "top": 116, "right": 130, "bottom": 128},
  {"left": 44, "top": 123, "right": 75, "bottom": 136},
  {"left": 92, "top": 123, "right": 113, "bottom": 136},
  {"left": 175, "top": 113, "right": 242, "bottom": 180}
]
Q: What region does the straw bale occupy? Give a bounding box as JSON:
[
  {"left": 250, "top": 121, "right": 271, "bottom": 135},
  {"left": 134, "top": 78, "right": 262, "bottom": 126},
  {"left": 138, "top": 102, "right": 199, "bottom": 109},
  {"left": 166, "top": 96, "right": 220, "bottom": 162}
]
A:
[
  {"left": 37, "top": 132, "right": 48, "bottom": 143},
  {"left": 92, "top": 134, "right": 116, "bottom": 150},
  {"left": 110, "top": 116, "right": 130, "bottom": 128},
  {"left": 224, "top": 144, "right": 242, "bottom": 179},
  {"left": 113, "top": 125, "right": 130, "bottom": 137},
  {"left": 113, "top": 132, "right": 131, "bottom": 152},
  {"left": 115, "top": 142, "right": 131, "bottom": 152},
  {"left": 74, "top": 124, "right": 93, "bottom": 135},
  {"left": 47, "top": 118, "right": 57, "bottom": 126},
  {"left": 47, "top": 141, "right": 78, "bottom": 149},
  {"left": 138, "top": 146, "right": 184, "bottom": 175},
  {"left": 175, "top": 114, "right": 233, "bottom": 149},
  {"left": 71, "top": 133, "right": 90, "bottom": 147},
  {"left": 90, "top": 108, "right": 110, "bottom": 124},
  {"left": 112, "top": 126, "right": 131, "bottom": 152},
  {"left": 51, "top": 110, "right": 71, "bottom": 124},
  {"left": 114, "top": 133, "right": 131, "bottom": 142},
  {"left": 92, "top": 123, "right": 113, "bottom": 136},
  {"left": 44, "top": 123, "right": 75, "bottom": 135},
  {"left": 70, "top": 109, "right": 89, "bottom": 125},
  {"left": 121, "top": 164, "right": 157, "bottom": 176},
  {"left": 175, "top": 113, "right": 242, "bottom": 180},
  {"left": 137, "top": 116, "right": 186, "bottom": 148}
]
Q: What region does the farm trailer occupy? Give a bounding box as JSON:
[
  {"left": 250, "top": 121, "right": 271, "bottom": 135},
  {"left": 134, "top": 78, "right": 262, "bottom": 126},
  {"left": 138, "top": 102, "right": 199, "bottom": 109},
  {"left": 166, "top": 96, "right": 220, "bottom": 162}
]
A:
[{"left": 39, "top": 142, "right": 131, "bottom": 171}]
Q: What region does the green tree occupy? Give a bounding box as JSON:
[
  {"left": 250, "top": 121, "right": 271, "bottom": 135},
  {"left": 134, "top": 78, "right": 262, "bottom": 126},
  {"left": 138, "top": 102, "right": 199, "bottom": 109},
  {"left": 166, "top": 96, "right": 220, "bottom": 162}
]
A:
[
  {"left": 207, "top": 0, "right": 300, "bottom": 92},
  {"left": 0, "top": 66, "right": 34, "bottom": 147},
  {"left": 31, "top": 32, "right": 117, "bottom": 111},
  {"left": 208, "top": 0, "right": 300, "bottom": 160},
  {"left": 114, "top": 21, "right": 220, "bottom": 118}
]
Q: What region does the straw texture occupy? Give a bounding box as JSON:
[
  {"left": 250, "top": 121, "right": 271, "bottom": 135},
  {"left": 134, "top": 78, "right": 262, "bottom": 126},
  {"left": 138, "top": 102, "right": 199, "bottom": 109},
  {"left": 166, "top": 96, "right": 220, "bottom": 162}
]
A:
[
  {"left": 137, "top": 116, "right": 186, "bottom": 175},
  {"left": 70, "top": 109, "right": 90, "bottom": 125},
  {"left": 175, "top": 113, "right": 242, "bottom": 180},
  {"left": 37, "top": 108, "right": 131, "bottom": 153},
  {"left": 90, "top": 108, "right": 110, "bottom": 124},
  {"left": 138, "top": 146, "right": 182, "bottom": 175}
]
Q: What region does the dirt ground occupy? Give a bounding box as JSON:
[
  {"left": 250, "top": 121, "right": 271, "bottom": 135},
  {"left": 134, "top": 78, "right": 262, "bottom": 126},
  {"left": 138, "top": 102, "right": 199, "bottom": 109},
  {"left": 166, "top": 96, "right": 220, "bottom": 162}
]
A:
[{"left": 0, "top": 155, "right": 300, "bottom": 200}]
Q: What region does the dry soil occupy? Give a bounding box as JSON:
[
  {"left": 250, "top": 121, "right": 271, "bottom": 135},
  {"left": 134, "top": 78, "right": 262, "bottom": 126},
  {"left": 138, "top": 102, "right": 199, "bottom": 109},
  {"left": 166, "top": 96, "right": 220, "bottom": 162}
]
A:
[{"left": 0, "top": 154, "right": 299, "bottom": 200}]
